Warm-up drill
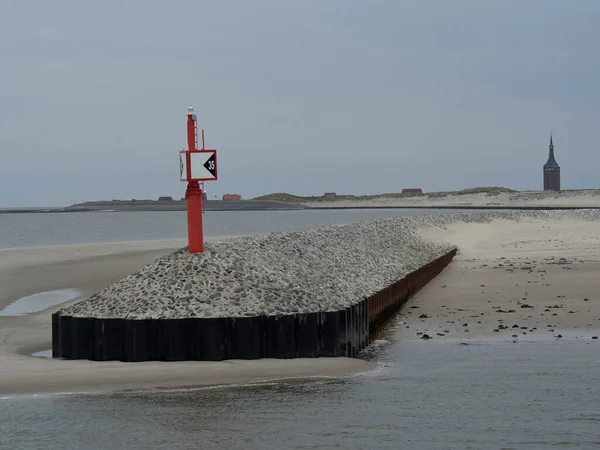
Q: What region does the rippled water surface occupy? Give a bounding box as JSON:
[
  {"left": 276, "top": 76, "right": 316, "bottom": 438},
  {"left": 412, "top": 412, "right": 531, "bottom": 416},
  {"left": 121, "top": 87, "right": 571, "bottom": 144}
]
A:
[{"left": 2, "top": 334, "right": 599, "bottom": 449}]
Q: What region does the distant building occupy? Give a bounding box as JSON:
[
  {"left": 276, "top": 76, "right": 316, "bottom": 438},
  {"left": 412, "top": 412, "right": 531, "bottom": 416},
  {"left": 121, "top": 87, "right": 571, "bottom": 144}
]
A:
[
  {"left": 324, "top": 192, "right": 336, "bottom": 198},
  {"left": 401, "top": 188, "right": 423, "bottom": 194},
  {"left": 222, "top": 194, "right": 242, "bottom": 201},
  {"left": 543, "top": 135, "right": 560, "bottom": 191},
  {"left": 158, "top": 196, "right": 174, "bottom": 202}
]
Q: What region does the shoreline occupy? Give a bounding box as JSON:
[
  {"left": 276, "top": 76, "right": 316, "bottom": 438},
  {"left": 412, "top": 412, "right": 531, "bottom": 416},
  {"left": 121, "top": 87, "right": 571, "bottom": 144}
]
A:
[
  {"left": 0, "top": 370, "right": 372, "bottom": 401},
  {"left": 0, "top": 356, "right": 374, "bottom": 397},
  {"left": 0, "top": 199, "right": 308, "bottom": 214},
  {"left": 0, "top": 236, "right": 251, "bottom": 256},
  {"left": 3, "top": 189, "right": 600, "bottom": 213},
  {"left": 3, "top": 205, "right": 600, "bottom": 214}
]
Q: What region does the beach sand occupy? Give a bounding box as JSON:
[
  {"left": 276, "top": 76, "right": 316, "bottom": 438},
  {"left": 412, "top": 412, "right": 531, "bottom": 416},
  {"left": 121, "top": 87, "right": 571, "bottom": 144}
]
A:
[
  {"left": 397, "top": 217, "right": 600, "bottom": 341},
  {"left": 0, "top": 239, "right": 373, "bottom": 396}
]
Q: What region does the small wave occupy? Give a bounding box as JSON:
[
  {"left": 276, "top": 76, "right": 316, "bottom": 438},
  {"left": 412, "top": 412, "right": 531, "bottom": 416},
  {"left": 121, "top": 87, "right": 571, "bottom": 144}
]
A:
[
  {"left": 515, "top": 441, "right": 598, "bottom": 447},
  {"left": 565, "top": 415, "right": 600, "bottom": 422},
  {"left": 351, "top": 360, "right": 394, "bottom": 379}
]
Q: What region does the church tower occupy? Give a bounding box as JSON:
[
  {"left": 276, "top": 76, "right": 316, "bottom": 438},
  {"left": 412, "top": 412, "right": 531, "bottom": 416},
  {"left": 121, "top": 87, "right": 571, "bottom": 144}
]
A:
[{"left": 543, "top": 134, "right": 560, "bottom": 191}]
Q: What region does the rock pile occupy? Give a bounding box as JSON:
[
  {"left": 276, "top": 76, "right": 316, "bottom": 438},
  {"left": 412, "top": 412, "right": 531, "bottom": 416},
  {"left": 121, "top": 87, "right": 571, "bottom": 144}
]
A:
[{"left": 59, "top": 218, "right": 453, "bottom": 319}]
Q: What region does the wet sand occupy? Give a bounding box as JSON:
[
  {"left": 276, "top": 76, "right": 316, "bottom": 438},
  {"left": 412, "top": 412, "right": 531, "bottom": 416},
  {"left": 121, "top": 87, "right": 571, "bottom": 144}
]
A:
[
  {"left": 400, "top": 218, "right": 600, "bottom": 341},
  {"left": 0, "top": 239, "right": 373, "bottom": 396}
]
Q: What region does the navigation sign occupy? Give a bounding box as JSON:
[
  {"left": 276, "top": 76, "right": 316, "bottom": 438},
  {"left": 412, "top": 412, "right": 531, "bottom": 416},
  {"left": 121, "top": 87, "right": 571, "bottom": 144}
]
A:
[
  {"left": 181, "top": 105, "right": 217, "bottom": 254},
  {"left": 188, "top": 150, "right": 217, "bottom": 181},
  {"left": 202, "top": 152, "right": 216, "bottom": 176},
  {"left": 179, "top": 151, "right": 187, "bottom": 181}
]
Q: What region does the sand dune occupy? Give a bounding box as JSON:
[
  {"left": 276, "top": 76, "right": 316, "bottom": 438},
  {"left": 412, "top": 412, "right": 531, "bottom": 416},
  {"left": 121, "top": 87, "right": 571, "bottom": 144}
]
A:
[{"left": 303, "top": 189, "right": 600, "bottom": 209}]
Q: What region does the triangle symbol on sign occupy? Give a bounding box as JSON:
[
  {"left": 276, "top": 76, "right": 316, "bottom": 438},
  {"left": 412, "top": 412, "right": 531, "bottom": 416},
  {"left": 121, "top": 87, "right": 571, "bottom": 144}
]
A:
[{"left": 203, "top": 153, "right": 216, "bottom": 177}]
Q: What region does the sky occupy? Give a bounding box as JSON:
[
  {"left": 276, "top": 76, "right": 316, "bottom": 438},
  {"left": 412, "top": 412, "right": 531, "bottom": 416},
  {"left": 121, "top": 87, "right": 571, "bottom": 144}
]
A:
[{"left": 1, "top": 0, "right": 599, "bottom": 207}]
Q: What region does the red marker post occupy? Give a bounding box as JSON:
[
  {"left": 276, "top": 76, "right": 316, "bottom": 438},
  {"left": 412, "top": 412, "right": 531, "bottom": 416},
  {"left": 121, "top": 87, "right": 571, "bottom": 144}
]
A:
[{"left": 179, "top": 106, "right": 218, "bottom": 253}]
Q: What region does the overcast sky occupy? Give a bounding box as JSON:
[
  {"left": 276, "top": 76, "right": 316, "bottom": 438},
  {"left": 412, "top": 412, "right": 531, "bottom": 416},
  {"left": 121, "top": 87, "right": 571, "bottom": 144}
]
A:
[{"left": 1, "top": 0, "right": 599, "bottom": 206}]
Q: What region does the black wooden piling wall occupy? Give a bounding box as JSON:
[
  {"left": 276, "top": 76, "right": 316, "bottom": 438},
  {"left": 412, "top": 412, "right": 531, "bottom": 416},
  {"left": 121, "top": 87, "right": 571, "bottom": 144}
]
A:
[
  {"left": 52, "top": 249, "right": 456, "bottom": 361},
  {"left": 367, "top": 248, "right": 456, "bottom": 341}
]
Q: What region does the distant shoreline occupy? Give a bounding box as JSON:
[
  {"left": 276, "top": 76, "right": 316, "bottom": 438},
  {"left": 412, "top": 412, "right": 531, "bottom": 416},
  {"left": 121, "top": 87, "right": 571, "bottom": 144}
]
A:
[
  {"left": 4, "top": 203, "right": 600, "bottom": 214},
  {"left": 0, "top": 200, "right": 307, "bottom": 214},
  {"left": 2, "top": 205, "right": 600, "bottom": 214},
  {"left": 3, "top": 187, "right": 600, "bottom": 213}
]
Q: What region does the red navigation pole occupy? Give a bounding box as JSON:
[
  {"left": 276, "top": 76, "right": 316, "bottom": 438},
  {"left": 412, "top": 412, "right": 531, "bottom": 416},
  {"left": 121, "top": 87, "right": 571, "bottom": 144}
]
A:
[
  {"left": 180, "top": 106, "right": 218, "bottom": 254},
  {"left": 185, "top": 107, "right": 203, "bottom": 253}
]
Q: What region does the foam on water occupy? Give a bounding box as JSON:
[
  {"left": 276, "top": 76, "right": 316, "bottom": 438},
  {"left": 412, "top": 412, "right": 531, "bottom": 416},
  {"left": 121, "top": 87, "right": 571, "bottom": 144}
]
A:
[{"left": 0, "top": 289, "right": 81, "bottom": 316}]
